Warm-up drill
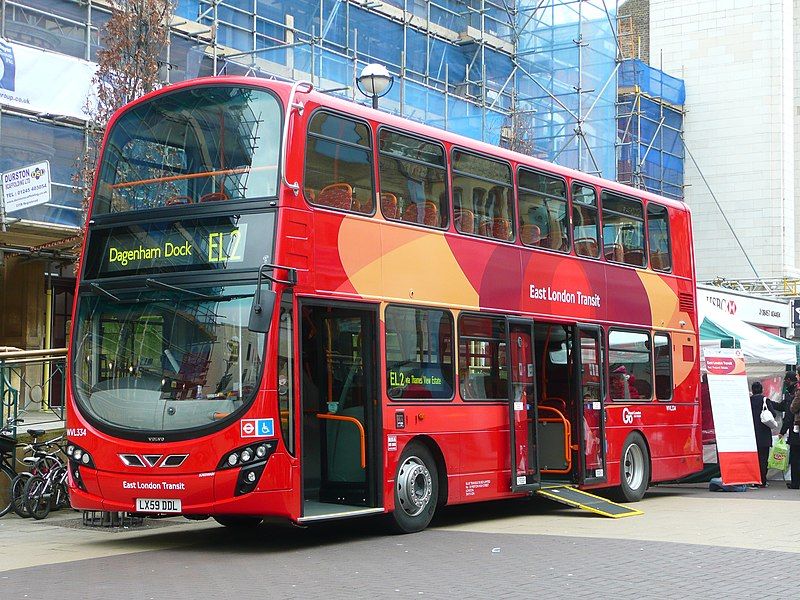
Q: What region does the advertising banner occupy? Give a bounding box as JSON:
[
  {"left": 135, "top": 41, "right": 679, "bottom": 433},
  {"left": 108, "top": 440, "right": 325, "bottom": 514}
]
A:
[
  {"left": 0, "top": 38, "right": 96, "bottom": 120},
  {"left": 703, "top": 347, "right": 761, "bottom": 485},
  {"left": 2, "top": 161, "right": 51, "bottom": 213}
]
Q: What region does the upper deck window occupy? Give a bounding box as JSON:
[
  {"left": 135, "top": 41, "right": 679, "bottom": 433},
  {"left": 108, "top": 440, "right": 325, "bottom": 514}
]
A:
[
  {"left": 518, "top": 169, "right": 568, "bottom": 251},
  {"left": 94, "top": 86, "right": 281, "bottom": 214},
  {"left": 378, "top": 130, "right": 447, "bottom": 228},
  {"left": 601, "top": 192, "right": 645, "bottom": 267},
  {"left": 572, "top": 184, "right": 600, "bottom": 258},
  {"left": 452, "top": 150, "right": 514, "bottom": 242},
  {"left": 647, "top": 203, "right": 672, "bottom": 271},
  {"left": 304, "top": 112, "right": 375, "bottom": 215}
]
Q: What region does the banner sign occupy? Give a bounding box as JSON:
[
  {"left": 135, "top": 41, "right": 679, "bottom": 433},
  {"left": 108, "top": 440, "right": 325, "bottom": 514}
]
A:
[
  {"left": 0, "top": 38, "right": 96, "bottom": 120},
  {"left": 2, "top": 161, "right": 51, "bottom": 213},
  {"left": 703, "top": 347, "right": 761, "bottom": 485},
  {"left": 697, "top": 285, "right": 790, "bottom": 329}
]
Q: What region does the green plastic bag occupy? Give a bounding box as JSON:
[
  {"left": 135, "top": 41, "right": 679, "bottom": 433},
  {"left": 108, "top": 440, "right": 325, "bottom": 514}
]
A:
[{"left": 768, "top": 438, "right": 789, "bottom": 471}]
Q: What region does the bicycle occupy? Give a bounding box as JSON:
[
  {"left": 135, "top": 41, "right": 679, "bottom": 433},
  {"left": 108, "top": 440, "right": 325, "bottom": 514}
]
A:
[
  {"left": 24, "top": 461, "right": 69, "bottom": 520},
  {"left": 0, "top": 418, "right": 21, "bottom": 518},
  {"left": 7, "top": 431, "right": 65, "bottom": 518}
]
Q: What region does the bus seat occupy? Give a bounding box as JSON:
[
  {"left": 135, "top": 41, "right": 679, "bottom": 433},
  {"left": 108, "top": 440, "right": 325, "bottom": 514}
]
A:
[
  {"left": 381, "top": 192, "right": 398, "bottom": 219},
  {"left": 624, "top": 248, "right": 645, "bottom": 266},
  {"left": 492, "top": 218, "right": 512, "bottom": 241},
  {"left": 166, "top": 195, "right": 192, "bottom": 206},
  {"left": 477, "top": 217, "right": 493, "bottom": 237},
  {"left": 304, "top": 188, "right": 318, "bottom": 202},
  {"left": 575, "top": 237, "right": 598, "bottom": 257},
  {"left": 199, "top": 191, "right": 228, "bottom": 202},
  {"left": 604, "top": 243, "right": 623, "bottom": 262},
  {"left": 318, "top": 183, "right": 353, "bottom": 210},
  {"left": 650, "top": 251, "right": 669, "bottom": 270},
  {"left": 454, "top": 208, "right": 475, "bottom": 233},
  {"left": 403, "top": 201, "right": 439, "bottom": 227},
  {"left": 520, "top": 224, "right": 541, "bottom": 246}
]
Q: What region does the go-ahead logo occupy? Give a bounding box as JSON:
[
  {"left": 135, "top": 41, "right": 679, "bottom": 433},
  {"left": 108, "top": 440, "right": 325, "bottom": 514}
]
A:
[
  {"left": 622, "top": 407, "right": 642, "bottom": 425},
  {"left": 0, "top": 39, "right": 16, "bottom": 92}
]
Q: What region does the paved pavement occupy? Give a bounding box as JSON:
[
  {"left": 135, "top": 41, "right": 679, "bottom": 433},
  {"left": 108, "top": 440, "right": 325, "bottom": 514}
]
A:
[{"left": 0, "top": 483, "right": 797, "bottom": 599}]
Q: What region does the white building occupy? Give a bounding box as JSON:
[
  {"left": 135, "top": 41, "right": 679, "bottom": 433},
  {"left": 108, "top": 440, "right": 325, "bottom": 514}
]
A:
[{"left": 649, "top": 0, "right": 796, "bottom": 282}]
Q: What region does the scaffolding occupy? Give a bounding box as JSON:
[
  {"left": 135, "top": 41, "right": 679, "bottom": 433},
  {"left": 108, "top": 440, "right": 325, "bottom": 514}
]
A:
[
  {"left": 172, "top": 0, "right": 620, "bottom": 178},
  {"left": 616, "top": 58, "right": 685, "bottom": 200},
  {"left": 701, "top": 278, "right": 800, "bottom": 300}
]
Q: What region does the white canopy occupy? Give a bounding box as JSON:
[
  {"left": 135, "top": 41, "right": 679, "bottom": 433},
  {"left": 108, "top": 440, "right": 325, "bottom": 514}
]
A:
[{"left": 698, "top": 302, "right": 797, "bottom": 367}]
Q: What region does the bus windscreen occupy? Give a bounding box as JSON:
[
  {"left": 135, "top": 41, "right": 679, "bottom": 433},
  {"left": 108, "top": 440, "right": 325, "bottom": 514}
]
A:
[{"left": 92, "top": 85, "right": 282, "bottom": 214}]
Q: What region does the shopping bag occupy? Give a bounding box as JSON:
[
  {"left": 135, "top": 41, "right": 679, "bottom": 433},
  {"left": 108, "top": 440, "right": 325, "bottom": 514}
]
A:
[
  {"left": 760, "top": 399, "right": 778, "bottom": 431},
  {"left": 768, "top": 438, "right": 789, "bottom": 471}
]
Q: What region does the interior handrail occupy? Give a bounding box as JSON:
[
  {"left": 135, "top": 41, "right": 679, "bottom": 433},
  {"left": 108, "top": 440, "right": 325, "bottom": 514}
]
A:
[
  {"left": 109, "top": 164, "right": 276, "bottom": 190},
  {"left": 316, "top": 413, "right": 366, "bottom": 469}
]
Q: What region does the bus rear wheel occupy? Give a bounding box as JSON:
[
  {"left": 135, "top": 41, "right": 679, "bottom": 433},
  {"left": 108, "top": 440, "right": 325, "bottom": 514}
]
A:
[
  {"left": 389, "top": 442, "right": 438, "bottom": 534},
  {"left": 213, "top": 516, "right": 263, "bottom": 529},
  {"left": 614, "top": 432, "right": 650, "bottom": 502}
]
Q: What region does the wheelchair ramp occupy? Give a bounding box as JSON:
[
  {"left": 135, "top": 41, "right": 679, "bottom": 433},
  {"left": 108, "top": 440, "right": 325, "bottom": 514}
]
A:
[{"left": 536, "top": 485, "right": 643, "bottom": 518}]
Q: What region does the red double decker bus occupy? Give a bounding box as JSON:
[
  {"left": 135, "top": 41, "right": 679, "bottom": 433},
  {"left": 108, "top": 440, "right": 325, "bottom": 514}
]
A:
[{"left": 66, "top": 77, "right": 701, "bottom": 532}]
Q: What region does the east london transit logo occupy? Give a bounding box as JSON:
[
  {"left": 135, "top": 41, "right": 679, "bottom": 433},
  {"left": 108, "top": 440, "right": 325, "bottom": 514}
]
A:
[{"left": 529, "top": 283, "right": 601, "bottom": 308}]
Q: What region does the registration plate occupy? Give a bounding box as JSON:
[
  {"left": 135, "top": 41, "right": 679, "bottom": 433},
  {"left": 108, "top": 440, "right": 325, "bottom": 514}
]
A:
[{"left": 136, "top": 498, "right": 182, "bottom": 513}]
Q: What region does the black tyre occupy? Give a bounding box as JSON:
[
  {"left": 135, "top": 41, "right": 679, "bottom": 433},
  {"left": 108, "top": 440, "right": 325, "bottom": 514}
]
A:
[
  {"left": 10, "top": 472, "right": 32, "bottom": 518},
  {"left": 24, "top": 475, "right": 51, "bottom": 520},
  {"left": 613, "top": 432, "right": 650, "bottom": 502},
  {"left": 389, "top": 442, "right": 439, "bottom": 534},
  {"left": 213, "top": 516, "right": 263, "bottom": 529},
  {"left": 0, "top": 464, "right": 14, "bottom": 518}
]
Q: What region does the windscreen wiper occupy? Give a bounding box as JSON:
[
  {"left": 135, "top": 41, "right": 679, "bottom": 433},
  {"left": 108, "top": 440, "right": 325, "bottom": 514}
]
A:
[
  {"left": 88, "top": 282, "right": 120, "bottom": 302},
  {"left": 145, "top": 278, "right": 251, "bottom": 301}
]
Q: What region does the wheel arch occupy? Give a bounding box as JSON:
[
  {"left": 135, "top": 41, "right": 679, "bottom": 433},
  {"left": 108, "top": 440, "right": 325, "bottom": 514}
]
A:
[{"left": 405, "top": 434, "right": 448, "bottom": 507}]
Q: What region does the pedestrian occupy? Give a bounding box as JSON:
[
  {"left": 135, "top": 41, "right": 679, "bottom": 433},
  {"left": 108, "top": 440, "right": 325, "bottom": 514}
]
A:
[
  {"left": 749, "top": 381, "right": 776, "bottom": 487},
  {"left": 778, "top": 383, "right": 800, "bottom": 489}
]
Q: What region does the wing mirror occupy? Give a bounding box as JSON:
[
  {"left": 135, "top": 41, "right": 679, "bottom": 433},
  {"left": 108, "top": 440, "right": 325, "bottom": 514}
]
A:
[{"left": 248, "top": 263, "right": 297, "bottom": 333}]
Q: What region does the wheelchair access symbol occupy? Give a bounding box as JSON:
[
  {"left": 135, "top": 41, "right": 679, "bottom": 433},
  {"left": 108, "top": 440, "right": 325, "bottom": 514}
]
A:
[{"left": 240, "top": 418, "right": 274, "bottom": 438}]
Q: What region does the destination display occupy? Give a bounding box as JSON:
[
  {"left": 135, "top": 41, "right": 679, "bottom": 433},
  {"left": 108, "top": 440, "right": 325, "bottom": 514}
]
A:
[{"left": 84, "top": 213, "right": 272, "bottom": 278}]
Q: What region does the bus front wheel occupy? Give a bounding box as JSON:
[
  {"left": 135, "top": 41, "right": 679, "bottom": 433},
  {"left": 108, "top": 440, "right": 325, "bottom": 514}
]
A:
[
  {"left": 389, "top": 442, "right": 438, "bottom": 534},
  {"left": 614, "top": 432, "right": 650, "bottom": 502}
]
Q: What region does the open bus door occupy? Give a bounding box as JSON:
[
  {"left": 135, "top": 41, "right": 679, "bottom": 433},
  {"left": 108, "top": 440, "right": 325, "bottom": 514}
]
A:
[
  {"left": 573, "top": 324, "right": 607, "bottom": 485},
  {"left": 508, "top": 319, "right": 540, "bottom": 492}
]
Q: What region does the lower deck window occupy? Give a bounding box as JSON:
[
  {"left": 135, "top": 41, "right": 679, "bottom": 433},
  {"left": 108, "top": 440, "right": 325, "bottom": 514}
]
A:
[
  {"left": 608, "top": 329, "right": 653, "bottom": 400},
  {"left": 385, "top": 306, "right": 453, "bottom": 399},
  {"left": 459, "top": 315, "right": 508, "bottom": 400}
]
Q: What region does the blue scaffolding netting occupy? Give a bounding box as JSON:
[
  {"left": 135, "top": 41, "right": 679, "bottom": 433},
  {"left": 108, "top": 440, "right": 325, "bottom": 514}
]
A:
[{"left": 617, "top": 59, "right": 685, "bottom": 200}]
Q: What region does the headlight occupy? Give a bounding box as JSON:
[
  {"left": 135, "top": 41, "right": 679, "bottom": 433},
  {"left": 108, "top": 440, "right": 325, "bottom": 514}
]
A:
[
  {"left": 227, "top": 453, "right": 239, "bottom": 466},
  {"left": 240, "top": 449, "right": 253, "bottom": 462},
  {"left": 255, "top": 445, "right": 267, "bottom": 458},
  {"left": 81, "top": 453, "right": 91, "bottom": 465},
  {"left": 74, "top": 449, "right": 83, "bottom": 460}
]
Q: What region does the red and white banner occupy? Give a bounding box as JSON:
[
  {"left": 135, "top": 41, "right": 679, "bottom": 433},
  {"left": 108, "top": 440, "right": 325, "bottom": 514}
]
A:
[{"left": 703, "top": 347, "right": 760, "bottom": 484}]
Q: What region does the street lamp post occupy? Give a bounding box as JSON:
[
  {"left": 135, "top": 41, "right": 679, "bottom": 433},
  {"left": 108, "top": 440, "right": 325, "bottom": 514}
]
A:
[{"left": 356, "top": 63, "right": 394, "bottom": 109}]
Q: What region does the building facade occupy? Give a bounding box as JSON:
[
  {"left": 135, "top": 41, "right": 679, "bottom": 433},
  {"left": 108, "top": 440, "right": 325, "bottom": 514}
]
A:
[{"left": 649, "top": 0, "right": 796, "bottom": 283}]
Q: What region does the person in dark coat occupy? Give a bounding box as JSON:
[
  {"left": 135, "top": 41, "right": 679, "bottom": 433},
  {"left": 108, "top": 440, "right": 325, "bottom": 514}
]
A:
[
  {"left": 778, "top": 384, "right": 800, "bottom": 489},
  {"left": 749, "top": 381, "right": 776, "bottom": 487}
]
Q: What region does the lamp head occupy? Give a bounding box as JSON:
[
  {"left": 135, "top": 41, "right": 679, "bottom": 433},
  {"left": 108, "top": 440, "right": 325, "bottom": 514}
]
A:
[{"left": 357, "top": 63, "right": 393, "bottom": 98}]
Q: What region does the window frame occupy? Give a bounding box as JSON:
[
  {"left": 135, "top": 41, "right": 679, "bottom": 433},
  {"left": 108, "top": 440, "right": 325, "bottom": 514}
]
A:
[
  {"left": 384, "top": 303, "right": 455, "bottom": 402},
  {"left": 303, "top": 108, "right": 377, "bottom": 217},
  {"left": 607, "top": 327, "right": 654, "bottom": 403},
  {"left": 647, "top": 202, "right": 673, "bottom": 273},
  {"left": 570, "top": 181, "right": 601, "bottom": 259},
  {"left": 457, "top": 311, "right": 509, "bottom": 402},
  {"left": 653, "top": 332, "right": 673, "bottom": 402},
  {"left": 376, "top": 126, "right": 449, "bottom": 230},
  {"left": 517, "top": 166, "right": 570, "bottom": 254},
  {"left": 600, "top": 190, "right": 647, "bottom": 268},
  {"left": 450, "top": 147, "right": 515, "bottom": 243}
]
